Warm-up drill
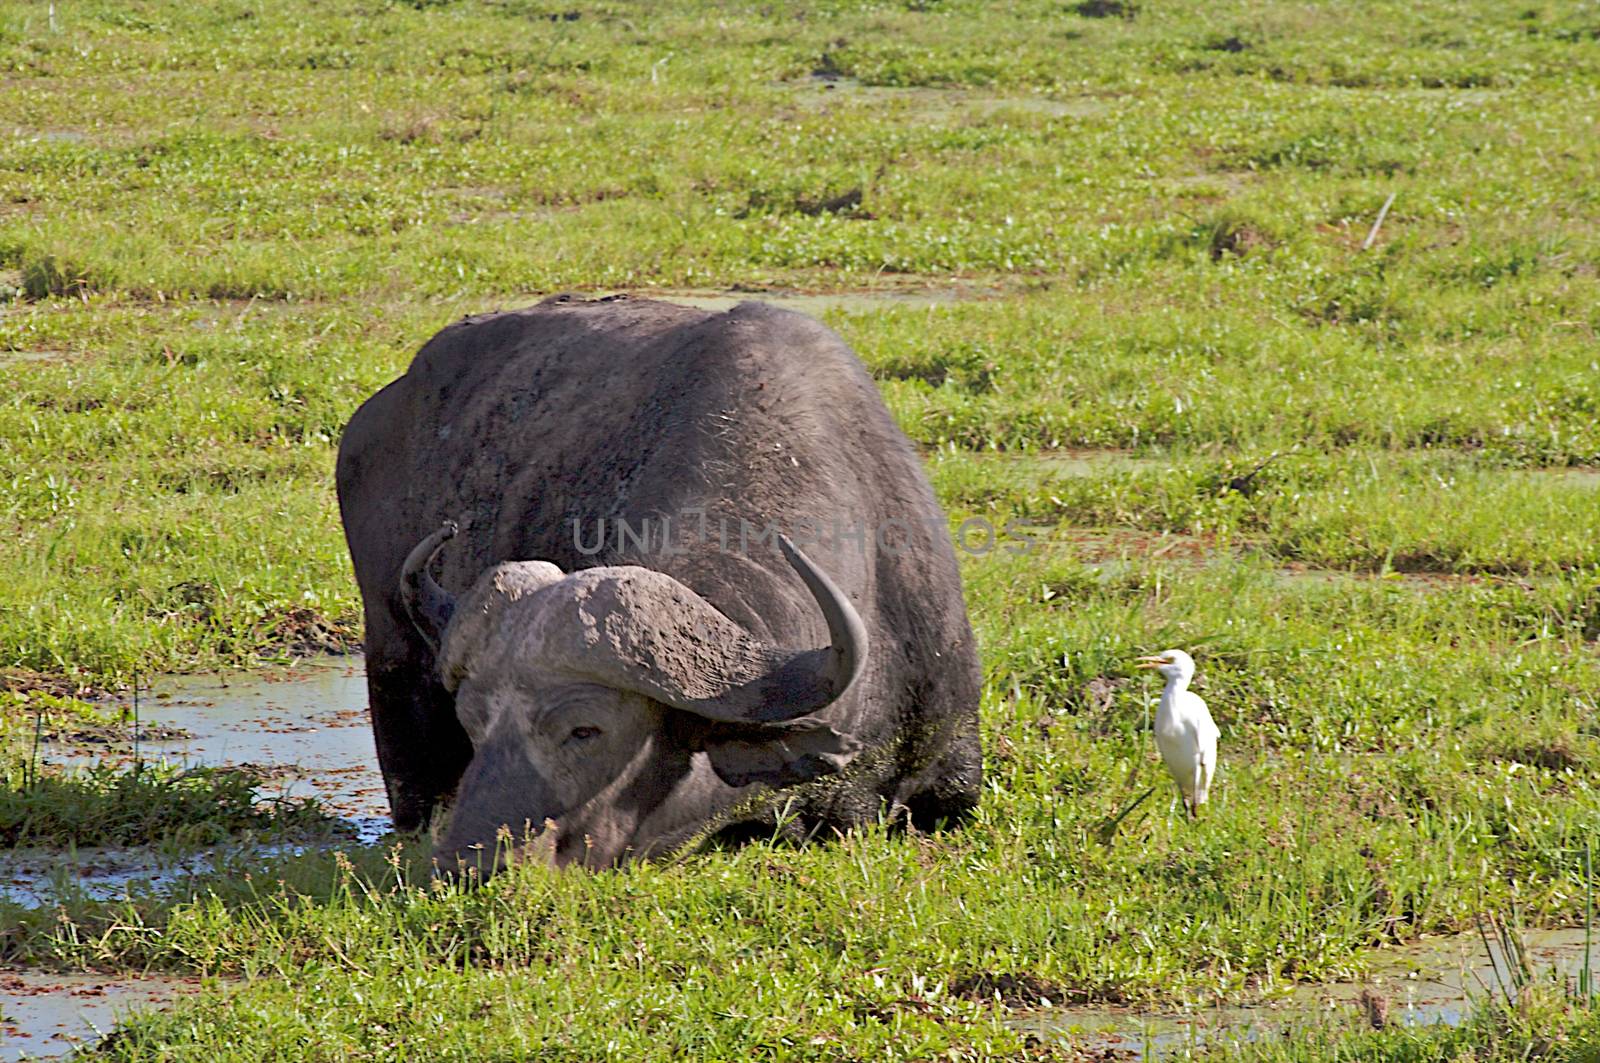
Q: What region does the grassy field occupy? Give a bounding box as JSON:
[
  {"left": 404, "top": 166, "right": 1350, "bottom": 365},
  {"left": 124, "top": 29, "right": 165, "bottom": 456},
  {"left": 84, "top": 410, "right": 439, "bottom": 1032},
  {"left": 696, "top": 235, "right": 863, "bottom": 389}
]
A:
[{"left": 2, "top": 0, "right": 1600, "bottom": 1058}]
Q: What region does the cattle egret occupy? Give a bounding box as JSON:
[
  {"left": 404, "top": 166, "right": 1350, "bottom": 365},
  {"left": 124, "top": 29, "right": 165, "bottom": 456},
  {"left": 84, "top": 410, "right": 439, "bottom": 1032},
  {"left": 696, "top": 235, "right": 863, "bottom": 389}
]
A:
[{"left": 1135, "top": 649, "right": 1220, "bottom": 818}]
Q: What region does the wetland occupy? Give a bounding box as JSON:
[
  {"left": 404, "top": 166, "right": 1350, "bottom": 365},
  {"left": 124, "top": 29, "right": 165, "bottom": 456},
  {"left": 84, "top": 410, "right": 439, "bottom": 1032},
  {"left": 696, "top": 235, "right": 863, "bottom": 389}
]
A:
[{"left": 3, "top": 0, "right": 1600, "bottom": 1058}]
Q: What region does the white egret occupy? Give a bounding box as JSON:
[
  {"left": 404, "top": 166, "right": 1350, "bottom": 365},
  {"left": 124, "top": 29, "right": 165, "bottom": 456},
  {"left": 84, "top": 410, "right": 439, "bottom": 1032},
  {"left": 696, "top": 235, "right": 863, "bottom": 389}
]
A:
[{"left": 1135, "top": 649, "right": 1219, "bottom": 818}]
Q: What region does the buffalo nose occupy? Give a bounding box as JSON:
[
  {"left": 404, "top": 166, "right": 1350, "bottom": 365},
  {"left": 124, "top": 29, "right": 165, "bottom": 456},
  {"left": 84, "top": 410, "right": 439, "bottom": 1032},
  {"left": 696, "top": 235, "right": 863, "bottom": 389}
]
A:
[
  {"left": 431, "top": 841, "right": 507, "bottom": 883},
  {"left": 432, "top": 818, "right": 562, "bottom": 882}
]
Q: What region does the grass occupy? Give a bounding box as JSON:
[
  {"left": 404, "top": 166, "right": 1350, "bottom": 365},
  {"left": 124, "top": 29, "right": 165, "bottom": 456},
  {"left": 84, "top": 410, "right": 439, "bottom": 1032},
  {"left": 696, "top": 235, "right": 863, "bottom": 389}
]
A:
[
  {"left": 0, "top": 762, "right": 331, "bottom": 849},
  {"left": 1, "top": 0, "right": 1599, "bottom": 1057}
]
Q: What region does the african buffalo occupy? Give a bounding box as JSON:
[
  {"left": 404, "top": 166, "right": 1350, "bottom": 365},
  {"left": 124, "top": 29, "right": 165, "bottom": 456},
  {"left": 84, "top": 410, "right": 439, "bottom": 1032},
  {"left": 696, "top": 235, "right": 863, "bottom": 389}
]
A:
[{"left": 336, "top": 294, "right": 981, "bottom": 870}]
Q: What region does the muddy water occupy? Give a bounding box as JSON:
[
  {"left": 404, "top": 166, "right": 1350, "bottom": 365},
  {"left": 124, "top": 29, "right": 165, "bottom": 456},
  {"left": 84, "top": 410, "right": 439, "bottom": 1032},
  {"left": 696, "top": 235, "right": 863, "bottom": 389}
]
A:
[
  {"left": 1019, "top": 927, "right": 1600, "bottom": 1056},
  {"left": 0, "top": 969, "right": 200, "bottom": 1061},
  {"left": 2, "top": 657, "right": 386, "bottom": 908}
]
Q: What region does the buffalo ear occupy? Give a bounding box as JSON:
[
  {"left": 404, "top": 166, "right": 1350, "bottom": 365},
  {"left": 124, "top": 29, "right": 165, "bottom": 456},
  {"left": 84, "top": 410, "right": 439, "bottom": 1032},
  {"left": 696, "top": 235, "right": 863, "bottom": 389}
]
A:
[{"left": 701, "top": 719, "right": 861, "bottom": 789}]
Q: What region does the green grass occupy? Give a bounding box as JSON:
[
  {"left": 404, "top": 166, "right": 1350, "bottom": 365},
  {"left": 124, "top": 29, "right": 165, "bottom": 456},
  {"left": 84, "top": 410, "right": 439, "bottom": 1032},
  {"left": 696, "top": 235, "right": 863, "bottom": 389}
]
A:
[
  {"left": 931, "top": 449, "right": 1600, "bottom": 574},
  {"left": 1, "top": 761, "right": 332, "bottom": 848},
  {"left": 2, "top": 0, "right": 1600, "bottom": 1057}
]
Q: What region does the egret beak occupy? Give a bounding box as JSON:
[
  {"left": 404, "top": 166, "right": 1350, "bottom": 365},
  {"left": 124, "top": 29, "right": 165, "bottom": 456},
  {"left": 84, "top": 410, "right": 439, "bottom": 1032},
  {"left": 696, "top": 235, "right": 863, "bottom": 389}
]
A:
[{"left": 1134, "top": 655, "right": 1168, "bottom": 670}]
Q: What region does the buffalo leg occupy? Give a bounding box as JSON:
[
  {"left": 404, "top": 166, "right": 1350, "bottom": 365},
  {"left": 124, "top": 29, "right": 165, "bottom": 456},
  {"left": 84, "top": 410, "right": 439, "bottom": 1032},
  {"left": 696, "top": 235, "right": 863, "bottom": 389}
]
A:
[
  {"left": 365, "top": 657, "right": 474, "bottom": 833},
  {"left": 905, "top": 715, "right": 983, "bottom": 830}
]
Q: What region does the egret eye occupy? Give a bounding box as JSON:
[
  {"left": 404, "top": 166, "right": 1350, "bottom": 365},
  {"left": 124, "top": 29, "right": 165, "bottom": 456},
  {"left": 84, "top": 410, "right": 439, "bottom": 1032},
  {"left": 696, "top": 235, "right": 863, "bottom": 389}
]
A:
[{"left": 568, "top": 725, "right": 602, "bottom": 742}]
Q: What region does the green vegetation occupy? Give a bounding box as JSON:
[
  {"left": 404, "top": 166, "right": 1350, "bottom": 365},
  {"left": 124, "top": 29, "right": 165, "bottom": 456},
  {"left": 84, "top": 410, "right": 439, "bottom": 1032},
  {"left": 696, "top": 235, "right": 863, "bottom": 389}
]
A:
[
  {"left": 2, "top": 0, "right": 1599, "bottom": 1057},
  {"left": 1, "top": 761, "right": 330, "bottom": 848}
]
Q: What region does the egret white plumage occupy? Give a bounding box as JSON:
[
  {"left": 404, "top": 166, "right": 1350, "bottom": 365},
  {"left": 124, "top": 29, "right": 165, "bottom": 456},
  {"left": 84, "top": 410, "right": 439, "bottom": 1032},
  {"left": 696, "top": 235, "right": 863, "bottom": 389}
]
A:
[{"left": 1135, "top": 649, "right": 1220, "bottom": 818}]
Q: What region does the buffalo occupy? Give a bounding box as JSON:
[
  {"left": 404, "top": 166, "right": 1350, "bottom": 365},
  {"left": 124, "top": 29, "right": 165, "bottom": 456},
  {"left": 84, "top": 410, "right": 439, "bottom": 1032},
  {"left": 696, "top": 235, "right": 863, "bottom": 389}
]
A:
[{"left": 336, "top": 294, "right": 981, "bottom": 870}]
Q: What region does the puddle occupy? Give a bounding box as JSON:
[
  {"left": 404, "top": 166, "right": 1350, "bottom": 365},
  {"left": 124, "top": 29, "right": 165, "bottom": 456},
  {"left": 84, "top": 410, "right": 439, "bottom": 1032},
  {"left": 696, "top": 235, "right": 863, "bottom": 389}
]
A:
[
  {"left": 0, "top": 969, "right": 200, "bottom": 1061},
  {"left": 781, "top": 76, "right": 1109, "bottom": 120},
  {"left": 2, "top": 657, "right": 387, "bottom": 908},
  {"left": 1018, "top": 926, "right": 1600, "bottom": 1057}
]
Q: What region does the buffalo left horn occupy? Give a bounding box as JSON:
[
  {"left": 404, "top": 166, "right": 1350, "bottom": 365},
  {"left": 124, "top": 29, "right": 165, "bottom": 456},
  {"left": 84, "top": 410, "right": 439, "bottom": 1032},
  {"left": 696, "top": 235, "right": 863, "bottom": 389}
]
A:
[{"left": 399, "top": 520, "right": 459, "bottom": 654}]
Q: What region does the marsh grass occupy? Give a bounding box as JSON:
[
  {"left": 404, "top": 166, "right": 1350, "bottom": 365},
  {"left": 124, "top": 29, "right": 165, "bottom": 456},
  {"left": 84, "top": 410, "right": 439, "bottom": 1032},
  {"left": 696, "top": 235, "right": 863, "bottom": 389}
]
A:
[{"left": 2, "top": 0, "right": 1600, "bottom": 1057}]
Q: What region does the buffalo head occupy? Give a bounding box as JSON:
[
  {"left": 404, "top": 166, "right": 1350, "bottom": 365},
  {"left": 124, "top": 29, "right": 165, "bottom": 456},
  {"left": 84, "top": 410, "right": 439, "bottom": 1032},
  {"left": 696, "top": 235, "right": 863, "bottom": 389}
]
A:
[{"left": 399, "top": 523, "right": 867, "bottom": 874}]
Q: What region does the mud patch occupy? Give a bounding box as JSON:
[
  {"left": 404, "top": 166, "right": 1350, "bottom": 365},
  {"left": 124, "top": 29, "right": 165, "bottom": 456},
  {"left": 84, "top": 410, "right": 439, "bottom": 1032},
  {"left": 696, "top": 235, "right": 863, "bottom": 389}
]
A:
[
  {"left": 952, "top": 971, "right": 1069, "bottom": 1007},
  {"left": 1056, "top": 528, "right": 1234, "bottom": 566},
  {"left": 0, "top": 350, "right": 62, "bottom": 366},
  {"left": 992, "top": 449, "right": 1168, "bottom": 477},
  {"left": 617, "top": 285, "right": 998, "bottom": 317},
  {"left": 0, "top": 846, "right": 224, "bottom": 909},
  {"left": 782, "top": 76, "right": 1111, "bottom": 121},
  {"left": 0, "top": 969, "right": 200, "bottom": 1061},
  {"left": 0, "top": 669, "right": 103, "bottom": 700},
  {"left": 1527, "top": 466, "right": 1600, "bottom": 489}
]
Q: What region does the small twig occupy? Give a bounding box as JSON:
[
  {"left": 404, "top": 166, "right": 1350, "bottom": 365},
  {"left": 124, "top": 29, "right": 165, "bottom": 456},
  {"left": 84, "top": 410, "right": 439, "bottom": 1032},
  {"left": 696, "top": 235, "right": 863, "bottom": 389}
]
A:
[
  {"left": 1096, "top": 786, "right": 1156, "bottom": 845},
  {"left": 234, "top": 293, "right": 259, "bottom": 328},
  {"left": 1362, "top": 192, "right": 1397, "bottom": 251}
]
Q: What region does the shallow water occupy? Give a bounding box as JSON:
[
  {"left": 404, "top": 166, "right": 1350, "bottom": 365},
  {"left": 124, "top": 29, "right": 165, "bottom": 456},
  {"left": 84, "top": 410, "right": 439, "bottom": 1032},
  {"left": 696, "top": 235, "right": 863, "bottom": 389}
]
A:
[
  {"left": 1019, "top": 926, "right": 1600, "bottom": 1056},
  {"left": 0, "top": 969, "right": 200, "bottom": 1061},
  {"left": 2, "top": 657, "right": 387, "bottom": 908}
]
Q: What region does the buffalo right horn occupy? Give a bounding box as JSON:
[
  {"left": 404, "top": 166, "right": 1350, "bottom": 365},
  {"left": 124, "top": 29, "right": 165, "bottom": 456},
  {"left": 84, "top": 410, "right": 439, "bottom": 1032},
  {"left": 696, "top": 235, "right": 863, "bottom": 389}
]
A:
[
  {"left": 458, "top": 534, "right": 869, "bottom": 725},
  {"left": 399, "top": 520, "right": 459, "bottom": 654}
]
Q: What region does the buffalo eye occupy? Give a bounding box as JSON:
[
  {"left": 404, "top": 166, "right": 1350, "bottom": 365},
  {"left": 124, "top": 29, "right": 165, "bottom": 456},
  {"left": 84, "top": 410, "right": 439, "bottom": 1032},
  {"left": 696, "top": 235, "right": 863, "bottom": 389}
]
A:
[{"left": 567, "top": 725, "right": 602, "bottom": 743}]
